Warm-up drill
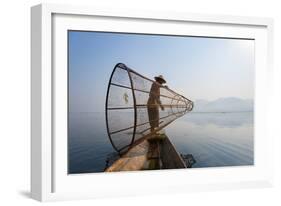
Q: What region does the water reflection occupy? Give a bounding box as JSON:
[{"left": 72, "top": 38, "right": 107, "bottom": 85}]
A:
[
  {"left": 165, "top": 112, "right": 254, "bottom": 168},
  {"left": 68, "top": 112, "right": 115, "bottom": 174},
  {"left": 182, "top": 112, "right": 253, "bottom": 127},
  {"left": 68, "top": 111, "right": 254, "bottom": 173}
]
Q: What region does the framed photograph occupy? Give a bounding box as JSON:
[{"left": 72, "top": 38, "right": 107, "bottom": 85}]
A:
[{"left": 31, "top": 3, "right": 274, "bottom": 201}]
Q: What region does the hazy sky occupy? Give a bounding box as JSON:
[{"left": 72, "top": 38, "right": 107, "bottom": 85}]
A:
[{"left": 69, "top": 31, "right": 254, "bottom": 112}]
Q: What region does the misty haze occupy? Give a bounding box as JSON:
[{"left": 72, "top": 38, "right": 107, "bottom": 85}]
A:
[{"left": 68, "top": 31, "right": 254, "bottom": 173}]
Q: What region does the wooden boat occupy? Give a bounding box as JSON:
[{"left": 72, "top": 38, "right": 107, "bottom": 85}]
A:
[{"left": 105, "top": 134, "right": 187, "bottom": 172}]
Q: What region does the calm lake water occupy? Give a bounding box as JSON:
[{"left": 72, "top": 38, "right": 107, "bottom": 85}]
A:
[{"left": 68, "top": 112, "right": 254, "bottom": 174}]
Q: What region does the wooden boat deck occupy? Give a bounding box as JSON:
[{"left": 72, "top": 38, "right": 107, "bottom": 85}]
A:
[{"left": 105, "top": 134, "right": 186, "bottom": 172}]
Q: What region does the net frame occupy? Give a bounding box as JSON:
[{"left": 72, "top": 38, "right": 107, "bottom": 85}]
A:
[{"left": 105, "top": 63, "right": 193, "bottom": 153}]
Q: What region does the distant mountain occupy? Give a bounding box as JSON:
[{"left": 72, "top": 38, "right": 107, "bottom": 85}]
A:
[{"left": 192, "top": 97, "right": 254, "bottom": 112}]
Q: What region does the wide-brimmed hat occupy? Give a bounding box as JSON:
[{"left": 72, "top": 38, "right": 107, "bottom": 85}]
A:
[{"left": 154, "top": 75, "right": 166, "bottom": 84}]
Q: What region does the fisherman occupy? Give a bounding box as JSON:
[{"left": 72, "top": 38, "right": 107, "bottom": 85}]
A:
[{"left": 147, "top": 75, "right": 166, "bottom": 133}]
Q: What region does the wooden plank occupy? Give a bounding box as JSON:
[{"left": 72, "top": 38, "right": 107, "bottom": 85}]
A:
[
  {"left": 105, "top": 140, "right": 149, "bottom": 172},
  {"left": 160, "top": 137, "right": 187, "bottom": 169},
  {"left": 106, "top": 134, "right": 186, "bottom": 172}
]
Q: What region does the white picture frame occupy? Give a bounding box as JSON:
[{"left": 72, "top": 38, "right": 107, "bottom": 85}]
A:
[{"left": 31, "top": 3, "right": 274, "bottom": 202}]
